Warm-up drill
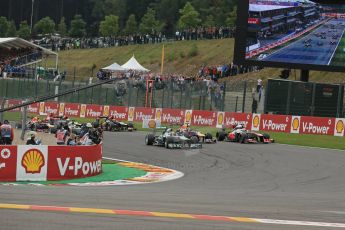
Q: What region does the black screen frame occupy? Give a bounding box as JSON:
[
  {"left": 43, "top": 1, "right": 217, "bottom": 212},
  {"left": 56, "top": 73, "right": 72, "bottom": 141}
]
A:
[{"left": 233, "top": 0, "right": 345, "bottom": 72}]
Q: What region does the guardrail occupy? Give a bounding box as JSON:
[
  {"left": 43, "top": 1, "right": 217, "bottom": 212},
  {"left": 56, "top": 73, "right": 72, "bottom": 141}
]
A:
[{"left": 3, "top": 99, "right": 345, "bottom": 137}]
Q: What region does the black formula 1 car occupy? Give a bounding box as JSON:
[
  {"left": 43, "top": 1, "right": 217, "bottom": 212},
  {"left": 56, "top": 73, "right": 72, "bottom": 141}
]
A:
[
  {"left": 145, "top": 128, "right": 202, "bottom": 149},
  {"left": 99, "top": 116, "right": 135, "bottom": 132},
  {"left": 216, "top": 126, "right": 274, "bottom": 144}
]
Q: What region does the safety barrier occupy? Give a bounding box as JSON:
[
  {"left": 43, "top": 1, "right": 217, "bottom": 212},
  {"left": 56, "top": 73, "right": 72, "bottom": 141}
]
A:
[
  {"left": 4, "top": 99, "right": 345, "bottom": 137},
  {"left": 0, "top": 145, "right": 102, "bottom": 182}
]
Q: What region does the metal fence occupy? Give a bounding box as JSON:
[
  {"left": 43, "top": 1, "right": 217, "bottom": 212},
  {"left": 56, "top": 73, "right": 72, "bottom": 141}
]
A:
[
  {"left": 265, "top": 79, "right": 345, "bottom": 118},
  {"left": 0, "top": 77, "right": 263, "bottom": 113}
]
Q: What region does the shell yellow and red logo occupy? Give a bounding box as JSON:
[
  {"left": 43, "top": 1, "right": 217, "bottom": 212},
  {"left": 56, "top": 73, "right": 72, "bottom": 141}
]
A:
[
  {"left": 217, "top": 113, "right": 224, "bottom": 125},
  {"left": 39, "top": 102, "right": 45, "bottom": 114},
  {"left": 128, "top": 108, "right": 135, "bottom": 119},
  {"left": 336, "top": 120, "right": 344, "bottom": 134},
  {"left": 148, "top": 120, "right": 157, "bottom": 129},
  {"left": 185, "top": 111, "right": 192, "bottom": 123},
  {"left": 103, "top": 106, "right": 110, "bottom": 117},
  {"left": 80, "top": 105, "right": 87, "bottom": 117},
  {"left": 156, "top": 109, "right": 162, "bottom": 120},
  {"left": 253, "top": 115, "right": 260, "bottom": 128},
  {"left": 59, "top": 103, "right": 65, "bottom": 115},
  {"left": 292, "top": 118, "right": 300, "bottom": 131},
  {"left": 21, "top": 149, "right": 45, "bottom": 174}
]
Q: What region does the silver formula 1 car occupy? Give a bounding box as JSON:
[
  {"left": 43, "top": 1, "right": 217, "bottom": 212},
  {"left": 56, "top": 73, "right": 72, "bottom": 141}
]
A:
[{"left": 145, "top": 128, "right": 202, "bottom": 149}]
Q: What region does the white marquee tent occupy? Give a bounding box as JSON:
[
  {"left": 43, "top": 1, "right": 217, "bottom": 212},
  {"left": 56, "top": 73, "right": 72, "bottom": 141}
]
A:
[
  {"left": 121, "top": 56, "right": 150, "bottom": 72},
  {"left": 101, "top": 62, "right": 125, "bottom": 71}
]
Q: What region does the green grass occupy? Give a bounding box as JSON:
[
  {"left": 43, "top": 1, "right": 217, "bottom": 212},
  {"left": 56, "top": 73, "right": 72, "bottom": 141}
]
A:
[
  {"left": 4, "top": 111, "right": 345, "bottom": 151},
  {"left": 51, "top": 38, "right": 345, "bottom": 85},
  {"left": 262, "top": 132, "right": 345, "bottom": 150},
  {"left": 330, "top": 33, "right": 345, "bottom": 67},
  {"left": 10, "top": 163, "right": 146, "bottom": 185}
]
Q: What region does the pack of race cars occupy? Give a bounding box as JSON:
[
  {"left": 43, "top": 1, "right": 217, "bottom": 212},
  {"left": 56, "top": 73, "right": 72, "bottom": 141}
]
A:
[
  {"left": 144, "top": 123, "right": 274, "bottom": 149},
  {"left": 17, "top": 114, "right": 136, "bottom": 135},
  {"left": 15, "top": 113, "right": 274, "bottom": 149}
]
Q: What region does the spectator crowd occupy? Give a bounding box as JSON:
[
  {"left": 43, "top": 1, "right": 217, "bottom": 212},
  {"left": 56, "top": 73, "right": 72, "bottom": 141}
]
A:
[
  {"left": 33, "top": 26, "right": 236, "bottom": 51},
  {"left": 0, "top": 47, "right": 43, "bottom": 77}
]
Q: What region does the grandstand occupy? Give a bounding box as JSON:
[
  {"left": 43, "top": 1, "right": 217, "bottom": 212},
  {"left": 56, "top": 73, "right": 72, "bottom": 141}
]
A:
[
  {"left": 0, "top": 37, "right": 58, "bottom": 77},
  {"left": 247, "top": 0, "right": 320, "bottom": 51}
]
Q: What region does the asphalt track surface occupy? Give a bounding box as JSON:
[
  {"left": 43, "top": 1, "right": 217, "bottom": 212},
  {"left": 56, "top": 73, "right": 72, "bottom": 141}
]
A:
[
  {"left": 1, "top": 132, "right": 345, "bottom": 229},
  {"left": 263, "top": 19, "right": 345, "bottom": 65}
]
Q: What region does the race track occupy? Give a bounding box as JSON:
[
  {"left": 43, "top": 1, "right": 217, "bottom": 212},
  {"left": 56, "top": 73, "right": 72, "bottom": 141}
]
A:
[
  {"left": 1, "top": 132, "right": 345, "bottom": 229},
  {"left": 263, "top": 19, "right": 345, "bottom": 65}
]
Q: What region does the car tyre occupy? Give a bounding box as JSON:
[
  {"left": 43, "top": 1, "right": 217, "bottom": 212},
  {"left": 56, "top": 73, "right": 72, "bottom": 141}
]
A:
[
  {"left": 217, "top": 131, "right": 226, "bottom": 141},
  {"left": 145, "top": 134, "right": 155, "bottom": 145}
]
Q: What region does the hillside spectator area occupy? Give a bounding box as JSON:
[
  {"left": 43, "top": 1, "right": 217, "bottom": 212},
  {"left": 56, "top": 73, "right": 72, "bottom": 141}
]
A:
[{"left": 0, "top": 38, "right": 57, "bottom": 77}]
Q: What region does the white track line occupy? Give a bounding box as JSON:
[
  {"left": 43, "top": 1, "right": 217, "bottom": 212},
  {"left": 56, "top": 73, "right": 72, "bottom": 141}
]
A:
[
  {"left": 254, "top": 218, "right": 345, "bottom": 228},
  {"left": 328, "top": 28, "right": 345, "bottom": 65}
]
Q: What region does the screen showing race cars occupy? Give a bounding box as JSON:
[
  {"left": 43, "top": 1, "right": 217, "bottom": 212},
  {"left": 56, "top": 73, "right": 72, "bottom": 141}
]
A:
[{"left": 246, "top": 0, "right": 345, "bottom": 67}]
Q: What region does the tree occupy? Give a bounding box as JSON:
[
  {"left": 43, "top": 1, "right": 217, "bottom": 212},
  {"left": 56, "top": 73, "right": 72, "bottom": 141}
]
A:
[
  {"left": 226, "top": 6, "right": 237, "bottom": 27},
  {"left": 152, "top": 0, "right": 181, "bottom": 34},
  {"left": 6, "top": 20, "right": 17, "bottom": 37},
  {"left": 124, "top": 14, "right": 137, "bottom": 35},
  {"left": 99, "top": 15, "right": 119, "bottom": 37},
  {"left": 34, "top": 17, "right": 56, "bottom": 35},
  {"left": 17, "top": 21, "right": 31, "bottom": 39},
  {"left": 103, "top": 0, "right": 127, "bottom": 26},
  {"left": 178, "top": 2, "right": 201, "bottom": 30},
  {"left": 69, "top": 14, "right": 86, "bottom": 37},
  {"left": 0, "top": 16, "right": 9, "bottom": 37},
  {"left": 204, "top": 15, "right": 215, "bottom": 27},
  {"left": 139, "top": 7, "right": 164, "bottom": 34},
  {"left": 58, "top": 17, "right": 67, "bottom": 36}
]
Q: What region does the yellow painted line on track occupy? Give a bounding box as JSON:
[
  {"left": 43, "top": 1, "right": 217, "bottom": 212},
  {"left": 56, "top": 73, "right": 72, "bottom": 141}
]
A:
[
  {"left": 0, "top": 203, "right": 30, "bottom": 210},
  {"left": 70, "top": 208, "right": 115, "bottom": 214},
  {"left": 150, "top": 212, "right": 195, "bottom": 219},
  {"left": 1, "top": 203, "right": 345, "bottom": 228},
  {"left": 229, "top": 217, "right": 260, "bottom": 223}
]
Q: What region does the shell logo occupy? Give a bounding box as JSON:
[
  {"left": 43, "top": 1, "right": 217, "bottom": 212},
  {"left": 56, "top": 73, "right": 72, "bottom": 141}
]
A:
[
  {"left": 156, "top": 110, "right": 162, "bottom": 120},
  {"left": 21, "top": 149, "right": 45, "bottom": 174},
  {"left": 39, "top": 102, "right": 45, "bottom": 114},
  {"left": 217, "top": 113, "right": 224, "bottom": 125},
  {"left": 80, "top": 105, "right": 87, "bottom": 117},
  {"left": 185, "top": 111, "right": 191, "bottom": 123},
  {"left": 336, "top": 120, "right": 344, "bottom": 134},
  {"left": 103, "top": 106, "right": 110, "bottom": 117},
  {"left": 148, "top": 120, "right": 157, "bottom": 129},
  {"left": 128, "top": 108, "right": 135, "bottom": 119},
  {"left": 59, "top": 103, "right": 65, "bottom": 115},
  {"left": 292, "top": 118, "right": 300, "bottom": 131},
  {"left": 253, "top": 115, "right": 260, "bottom": 128}
]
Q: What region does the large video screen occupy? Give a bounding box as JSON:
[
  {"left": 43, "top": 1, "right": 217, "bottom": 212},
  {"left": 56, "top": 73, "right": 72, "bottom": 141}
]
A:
[{"left": 234, "top": 0, "right": 345, "bottom": 72}]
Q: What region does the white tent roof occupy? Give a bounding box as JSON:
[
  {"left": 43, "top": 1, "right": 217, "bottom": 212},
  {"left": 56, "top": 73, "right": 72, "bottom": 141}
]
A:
[
  {"left": 121, "top": 56, "right": 150, "bottom": 72},
  {"left": 102, "top": 62, "right": 125, "bottom": 71}
]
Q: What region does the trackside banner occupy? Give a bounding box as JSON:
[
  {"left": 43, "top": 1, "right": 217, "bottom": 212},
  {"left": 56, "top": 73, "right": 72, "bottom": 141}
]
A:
[
  {"left": 224, "top": 112, "right": 252, "bottom": 130},
  {"left": 191, "top": 110, "right": 217, "bottom": 127},
  {"left": 259, "top": 114, "right": 291, "bottom": 133},
  {"left": 160, "top": 109, "right": 185, "bottom": 124},
  {"left": 132, "top": 107, "right": 155, "bottom": 122},
  {"left": 5, "top": 99, "right": 345, "bottom": 137},
  {"left": 0, "top": 145, "right": 102, "bottom": 182},
  {"left": 107, "top": 106, "right": 128, "bottom": 121},
  {"left": 48, "top": 145, "right": 102, "bottom": 181},
  {"left": 299, "top": 116, "right": 335, "bottom": 136},
  {"left": 0, "top": 146, "right": 17, "bottom": 182}
]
